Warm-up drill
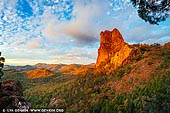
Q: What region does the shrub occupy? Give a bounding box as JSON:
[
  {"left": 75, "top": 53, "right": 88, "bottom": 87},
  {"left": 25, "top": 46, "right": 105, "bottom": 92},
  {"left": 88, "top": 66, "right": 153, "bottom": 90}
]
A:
[
  {"left": 147, "top": 62, "right": 153, "bottom": 65},
  {"left": 140, "top": 46, "right": 150, "bottom": 52},
  {"left": 134, "top": 54, "right": 143, "bottom": 61}
]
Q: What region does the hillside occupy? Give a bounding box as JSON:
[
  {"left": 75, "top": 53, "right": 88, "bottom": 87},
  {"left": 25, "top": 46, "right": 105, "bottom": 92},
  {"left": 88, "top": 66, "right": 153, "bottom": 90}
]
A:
[
  {"left": 5, "top": 63, "right": 95, "bottom": 77},
  {"left": 34, "top": 63, "right": 66, "bottom": 72},
  {"left": 2, "top": 28, "right": 170, "bottom": 113},
  {"left": 24, "top": 28, "right": 170, "bottom": 113},
  {"left": 23, "top": 44, "right": 170, "bottom": 113},
  {"left": 26, "top": 68, "right": 54, "bottom": 79}
]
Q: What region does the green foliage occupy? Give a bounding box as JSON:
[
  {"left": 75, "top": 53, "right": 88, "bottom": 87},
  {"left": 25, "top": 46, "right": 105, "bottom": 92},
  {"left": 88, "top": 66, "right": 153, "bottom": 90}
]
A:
[
  {"left": 157, "top": 48, "right": 170, "bottom": 70},
  {"left": 114, "top": 66, "right": 132, "bottom": 78},
  {"left": 131, "top": 0, "right": 170, "bottom": 25},
  {"left": 134, "top": 54, "right": 143, "bottom": 61},
  {"left": 25, "top": 87, "right": 53, "bottom": 108},
  {"left": 140, "top": 46, "right": 150, "bottom": 52},
  {"left": 3, "top": 71, "right": 28, "bottom": 87},
  {"left": 4, "top": 46, "right": 170, "bottom": 113},
  {"left": 148, "top": 62, "right": 153, "bottom": 65},
  {"left": 23, "top": 69, "right": 170, "bottom": 113},
  {"left": 0, "top": 52, "right": 5, "bottom": 63},
  {"left": 131, "top": 71, "right": 170, "bottom": 112},
  {"left": 0, "top": 52, "right": 5, "bottom": 80},
  {"left": 90, "top": 71, "right": 170, "bottom": 113}
]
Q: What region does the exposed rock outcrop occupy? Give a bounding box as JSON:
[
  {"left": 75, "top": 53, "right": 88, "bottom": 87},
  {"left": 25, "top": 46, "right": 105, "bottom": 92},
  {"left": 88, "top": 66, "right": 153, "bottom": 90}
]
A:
[
  {"left": 96, "top": 28, "right": 140, "bottom": 74},
  {"left": 164, "top": 42, "right": 170, "bottom": 48},
  {"left": 0, "top": 79, "right": 30, "bottom": 112}
]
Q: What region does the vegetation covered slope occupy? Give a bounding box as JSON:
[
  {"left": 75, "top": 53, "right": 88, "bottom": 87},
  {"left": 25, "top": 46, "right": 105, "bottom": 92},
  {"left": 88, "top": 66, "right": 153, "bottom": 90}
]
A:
[{"left": 19, "top": 44, "right": 169, "bottom": 113}]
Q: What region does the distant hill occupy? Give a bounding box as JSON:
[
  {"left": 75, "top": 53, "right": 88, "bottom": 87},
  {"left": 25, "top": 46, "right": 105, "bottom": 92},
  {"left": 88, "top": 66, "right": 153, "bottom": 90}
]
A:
[
  {"left": 5, "top": 63, "right": 95, "bottom": 78},
  {"left": 50, "top": 28, "right": 170, "bottom": 112},
  {"left": 26, "top": 68, "right": 54, "bottom": 79},
  {"left": 24, "top": 43, "right": 170, "bottom": 112},
  {"left": 34, "top": 63, "right": 66, "bottom": 72},
  {"left": 4, "top": 65, "right": 36, "bottom": 72},
  {"left": 3, "top": 28, "right": 170, "bottom": 113}
]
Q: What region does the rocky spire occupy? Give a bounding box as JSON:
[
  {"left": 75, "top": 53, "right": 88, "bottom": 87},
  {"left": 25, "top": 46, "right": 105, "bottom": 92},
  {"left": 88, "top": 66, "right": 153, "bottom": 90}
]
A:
[{"left": 96, "top": 28, "right": 132, "bottom": 74}]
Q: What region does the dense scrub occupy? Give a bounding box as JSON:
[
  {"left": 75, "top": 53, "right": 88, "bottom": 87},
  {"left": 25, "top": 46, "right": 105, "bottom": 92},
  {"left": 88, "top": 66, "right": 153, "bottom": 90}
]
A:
[{"left": 3, "top": 46, "right": 170, "bottom": 113}]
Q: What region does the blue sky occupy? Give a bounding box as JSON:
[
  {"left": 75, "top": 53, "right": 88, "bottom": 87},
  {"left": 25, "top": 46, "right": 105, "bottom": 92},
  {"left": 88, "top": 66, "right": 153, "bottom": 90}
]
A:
[{"left": 0, "top": 0, "right": 170, "bottom": 65}]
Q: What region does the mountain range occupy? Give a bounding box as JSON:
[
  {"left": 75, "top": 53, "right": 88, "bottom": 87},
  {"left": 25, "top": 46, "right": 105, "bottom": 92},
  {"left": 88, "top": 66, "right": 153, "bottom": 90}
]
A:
[
  {"left": 1, "top": 28, "right": 170, "bottom": 113},
  {"left": 4, "top": 28, "right": 170, "bottom": 79},
  {"left": 4, "top": 63, "right": 95, "bottom": 78}
]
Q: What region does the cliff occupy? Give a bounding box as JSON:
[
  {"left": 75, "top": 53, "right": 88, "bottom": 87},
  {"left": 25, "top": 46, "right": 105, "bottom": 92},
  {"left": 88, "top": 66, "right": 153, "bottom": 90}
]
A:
[
  {"left": 164, "top": 42, "right": 170, "bottom": 48},
  {"left": 0, "top": 79, "right": 30, "bottom": 112},
  {"left": 96, "top": 28, "right": 140, "bottom": 74}
]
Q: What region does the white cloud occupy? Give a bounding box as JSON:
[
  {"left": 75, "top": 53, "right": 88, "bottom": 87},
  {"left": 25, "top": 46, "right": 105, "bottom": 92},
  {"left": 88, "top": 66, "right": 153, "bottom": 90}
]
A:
[
  {"left": 42, "top": 0, "right": 110, "bottom": 46},
  {"left": 1, "top": 0, "right": 170, "bottom": 65},
  {"left": 98, "top": 4, "right": 170, "bottom": 44},
  {"left": 27, "top": 36, "right": 42, "bottom": 49},
  {"left": 52, "top": 53, "right": 95, "bottom": 64}
]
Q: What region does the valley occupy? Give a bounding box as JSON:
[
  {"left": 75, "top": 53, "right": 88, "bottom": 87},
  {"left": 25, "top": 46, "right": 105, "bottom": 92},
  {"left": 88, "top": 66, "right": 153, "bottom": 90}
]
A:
[{"left": 2, "top": 29, "right": 170, "bottom": 113}]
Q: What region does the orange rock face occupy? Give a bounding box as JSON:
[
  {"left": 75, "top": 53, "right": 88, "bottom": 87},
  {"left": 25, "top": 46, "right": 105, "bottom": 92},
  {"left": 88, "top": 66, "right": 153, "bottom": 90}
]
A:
[
  {"left": 96, "top": 28, "right": 137, "bottom": 74},
  {"left": 163, "top": 42, "right": 170, "bottom": 48}
]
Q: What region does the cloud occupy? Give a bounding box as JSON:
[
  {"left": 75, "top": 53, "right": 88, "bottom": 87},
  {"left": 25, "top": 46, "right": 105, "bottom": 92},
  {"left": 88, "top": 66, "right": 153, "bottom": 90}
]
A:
[
  {"left": 1, "top": 0, "right": 170, "bottom": 65},
  {"left": 98, "top": 4, "right": 170, "bottom": 44},
  {"left": 51, "top": 46, "right": 98, "bottom": 64},
  {"left": 42, "top": 0, "right": 109, "bottom": 46},
  {"left": 26, "top": 36, "right": 42, "bottom": 49},
  {"left": 52, "top": 53, "right": 96, "bottom": 64}
]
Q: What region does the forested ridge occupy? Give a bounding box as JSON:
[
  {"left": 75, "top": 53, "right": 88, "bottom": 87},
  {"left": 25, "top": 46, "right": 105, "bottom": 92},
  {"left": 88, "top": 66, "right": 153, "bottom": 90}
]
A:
[{"left": 3, "top": 45, "right": 170, "bottom": 113}]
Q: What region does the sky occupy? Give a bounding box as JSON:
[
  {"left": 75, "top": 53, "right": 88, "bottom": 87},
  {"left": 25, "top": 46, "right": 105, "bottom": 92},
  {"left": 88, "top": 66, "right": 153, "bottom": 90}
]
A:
[{"left": 0, "top": 0, "right": 170, "bottom": 66}]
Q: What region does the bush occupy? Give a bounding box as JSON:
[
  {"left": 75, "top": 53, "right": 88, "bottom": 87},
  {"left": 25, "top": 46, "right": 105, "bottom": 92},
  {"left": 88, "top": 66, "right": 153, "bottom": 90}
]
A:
[
  {"left": 147, "top": 62, "right": 153, "bottom": 65},
  {"left": 134, "top": 54, "right": 143, "bottom": 61},
  {"left": 140, "top": 46, "right": 150, "bottom": 52}
]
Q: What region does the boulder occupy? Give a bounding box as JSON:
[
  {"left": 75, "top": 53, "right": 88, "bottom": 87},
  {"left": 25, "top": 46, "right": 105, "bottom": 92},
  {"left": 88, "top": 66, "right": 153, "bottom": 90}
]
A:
[{"left": 0, "top": 79, "right": 30, "bottom": 111}]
